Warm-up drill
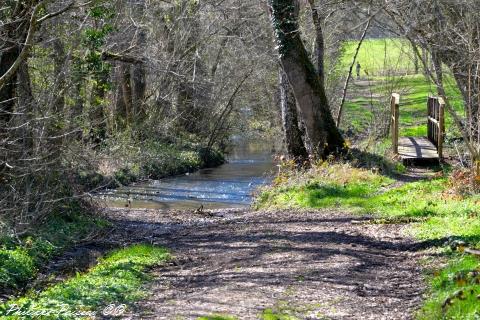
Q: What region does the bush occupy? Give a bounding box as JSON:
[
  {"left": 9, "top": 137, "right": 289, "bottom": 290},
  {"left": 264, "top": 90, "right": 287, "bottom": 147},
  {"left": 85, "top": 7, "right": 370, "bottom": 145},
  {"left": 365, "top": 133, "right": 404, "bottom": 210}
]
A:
[{"left": 0, "top": 249, "right": 35, "bottom": 289}]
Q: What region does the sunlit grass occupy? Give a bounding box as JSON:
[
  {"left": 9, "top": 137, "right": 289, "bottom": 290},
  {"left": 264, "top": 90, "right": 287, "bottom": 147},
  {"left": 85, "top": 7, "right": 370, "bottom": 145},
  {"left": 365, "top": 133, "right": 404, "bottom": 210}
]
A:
[
  {"left": 260, "top": 37, "right": 477, "bottom": 320},
  {"left": 261, "top": 308, "right": 298, "bottom": 320},
  {"left": 0, "top": 244, "right": 170, "bottom": 319},
  {"left": 418, "top": 255, "right": 480, "bottom": 320},
  {"left": 0, "top": 211, "right": 109, "bottom": 291},
  {"left": 341, "top": 38, "right": 416, "bottom": 75},
  {"left": 198, "top": 315, "right": 238, "bottom": 320}
]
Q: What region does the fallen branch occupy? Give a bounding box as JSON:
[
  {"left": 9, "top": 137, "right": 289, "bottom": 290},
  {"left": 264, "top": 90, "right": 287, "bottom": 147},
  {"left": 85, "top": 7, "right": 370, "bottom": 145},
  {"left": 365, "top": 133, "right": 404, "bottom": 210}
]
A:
[
  {"left": 336, "top": 11, "right": 373, "bottom": 127},
  {"left": 465, "top": 248, "right": 480, "bottom": 256},
  {"left": 101, "top": 51, "right": 145, "bottom": 64}
]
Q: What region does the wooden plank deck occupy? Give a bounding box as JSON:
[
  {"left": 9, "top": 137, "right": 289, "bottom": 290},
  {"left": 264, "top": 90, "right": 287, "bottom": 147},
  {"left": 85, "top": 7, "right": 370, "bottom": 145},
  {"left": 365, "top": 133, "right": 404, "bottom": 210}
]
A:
[{"left": 398, "top": 137, "right": 439, "bottom": 160}]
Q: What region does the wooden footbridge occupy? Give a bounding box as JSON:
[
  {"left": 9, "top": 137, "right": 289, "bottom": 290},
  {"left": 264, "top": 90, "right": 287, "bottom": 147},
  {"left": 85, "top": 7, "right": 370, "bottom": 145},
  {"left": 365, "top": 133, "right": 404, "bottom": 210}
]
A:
[{"left": 390, "top": 93, "right": 445, "bottom": 162}]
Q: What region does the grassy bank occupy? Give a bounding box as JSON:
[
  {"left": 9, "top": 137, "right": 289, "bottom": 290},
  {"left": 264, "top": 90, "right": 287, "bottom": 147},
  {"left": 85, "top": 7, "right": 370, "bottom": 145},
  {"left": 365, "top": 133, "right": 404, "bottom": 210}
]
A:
[
  {"left": 256, "top": 161, "right": 480, "bottom": 319},
  {"left": 0, "top": 208, "right": 108, "bottom": 294},
  {"left": 0, "top": 244, "right": 169, "bottom": 319},
  {"left": 78, "top": 137, "right": 225, "bottom": 190}
]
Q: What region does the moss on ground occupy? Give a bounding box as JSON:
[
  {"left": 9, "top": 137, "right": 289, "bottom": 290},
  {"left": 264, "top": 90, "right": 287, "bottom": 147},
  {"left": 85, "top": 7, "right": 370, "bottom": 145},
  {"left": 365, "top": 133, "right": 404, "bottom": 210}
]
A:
[{"left": 197, "top": 315, "right": 238, "bottom": 320}]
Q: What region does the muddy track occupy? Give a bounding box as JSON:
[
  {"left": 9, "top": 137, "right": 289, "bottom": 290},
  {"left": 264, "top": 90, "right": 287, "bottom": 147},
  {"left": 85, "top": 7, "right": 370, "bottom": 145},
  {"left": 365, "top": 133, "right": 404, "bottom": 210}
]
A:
[{"left": 103, "top": 208, "right": 428, "bottom": 320}]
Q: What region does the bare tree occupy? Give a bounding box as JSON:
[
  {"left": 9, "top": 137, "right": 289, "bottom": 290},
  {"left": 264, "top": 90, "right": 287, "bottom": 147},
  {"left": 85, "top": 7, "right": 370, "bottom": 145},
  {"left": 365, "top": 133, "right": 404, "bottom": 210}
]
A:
[{"left": 269, "top": 0, "right": 344, "bottom": 159}]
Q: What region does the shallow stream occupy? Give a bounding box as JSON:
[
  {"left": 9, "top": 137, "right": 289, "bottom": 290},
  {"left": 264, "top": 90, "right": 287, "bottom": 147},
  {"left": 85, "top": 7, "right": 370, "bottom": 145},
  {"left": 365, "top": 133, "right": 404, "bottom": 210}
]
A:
[{"left": 96, "top": 142, "right": 275, "bottom": 210}]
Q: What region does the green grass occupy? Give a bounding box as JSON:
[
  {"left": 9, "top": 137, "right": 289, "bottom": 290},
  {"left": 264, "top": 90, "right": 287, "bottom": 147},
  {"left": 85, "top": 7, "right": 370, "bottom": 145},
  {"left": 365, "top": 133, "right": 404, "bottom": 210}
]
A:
[
  {"left": 387, "top": 75, "right": 463, "bottom": 138},
  {"left": 0, "top": 210, "right": 108, "bottom": 291},
  {"left": 260, "top": 300, "right": 325, "bottom": 320},
  {"left": 264, "top": 36, "right": 478, "bottom": 320},
  {"left": 258, "top": 166, "right": 480, "bottom": 239},
  {"left": 261, "top": 308, "right": 298, "bottom": 320},
  {"left": 341, "top": 38, "right": 417, "bottom": 76},
  {"left": 341, "top": 73, "right": 464, "bottom": 139},
  {"left": 418, "top": 255, "right": 480, "bottom": 320},
  {"left": 340, "top": 38, "right": 465, "bottom": 140},
  {"left": 0, "top": 244, "right": 170, "bottom": 319},
  {"left": 197, "top": 315, "right": 238, "bottom": 320}
]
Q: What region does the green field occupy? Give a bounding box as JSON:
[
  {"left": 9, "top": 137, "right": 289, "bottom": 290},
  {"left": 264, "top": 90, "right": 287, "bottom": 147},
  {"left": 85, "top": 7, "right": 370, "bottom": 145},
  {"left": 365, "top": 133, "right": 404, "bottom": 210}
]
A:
[
  {"left": 340, "top": 39, "right": 464, "bottom": 140},
  {"left": 341, "top": 38, "right": 417, "bottom": 76}
]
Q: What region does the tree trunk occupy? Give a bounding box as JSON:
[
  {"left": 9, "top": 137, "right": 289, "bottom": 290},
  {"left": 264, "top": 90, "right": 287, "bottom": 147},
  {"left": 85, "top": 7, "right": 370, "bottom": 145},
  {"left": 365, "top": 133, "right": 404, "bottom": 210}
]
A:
[
  {"left": 336, "top": 14, "right": 372, "bottom": 127},
  {"left": 450, "top": 63, "right": 480, "bottom": 145},
  {"left": 308, "top": 0, "right": 325, "bottom": 84},
  {"left": 421, "top": 47, "right": 429, "bottom": 79},
  {"left": 132, "top": 1, "right": 147, "bottom": 122},
  {"left": 270, "top": 0, "right": 344, "bottom": 159},
  {"left": 279, "top": 70, "right": 308, "bottom": 162},
  {"left": 114, "top": 63, "right": 127, "bottom": 127},
  {"left": 0, "top": 35, "right": 20, "bottom": 124},
  {"left": 52, "top": 38, "right": 66, "bottom": 113},
  {"left": 89, "top": 73, "right": 109, "bottom": 142},
  {"left": 132, "top": 60, "right": 146, "bottom": 120},
  {"left": 120, "top": 64, "right": 133, "bottom": 125},
  {"left": 410, "top": 40, "right": 419, "bottom": 74},
  {"left": 17, "top": 61, "right": 35, "bottom": 151}
]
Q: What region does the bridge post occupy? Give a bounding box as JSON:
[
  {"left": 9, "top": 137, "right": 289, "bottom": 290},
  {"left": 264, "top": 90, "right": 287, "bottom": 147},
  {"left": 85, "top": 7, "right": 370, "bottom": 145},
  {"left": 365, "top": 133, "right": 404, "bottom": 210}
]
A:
[
  {"left": 427, "top": 96, "right": 445, "bottom": 160},
  {"left": 438, "top": 97, "right": 445, "bottom": 159},
  {"left": 391, "top": 93, "right": 400, "bottom": 154}
]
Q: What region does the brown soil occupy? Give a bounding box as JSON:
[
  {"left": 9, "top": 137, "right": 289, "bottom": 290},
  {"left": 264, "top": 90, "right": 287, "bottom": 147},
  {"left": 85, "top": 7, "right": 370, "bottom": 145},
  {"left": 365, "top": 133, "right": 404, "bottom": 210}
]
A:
[{"left": 103, "top": 208, "right": 429, "bottom": 320}]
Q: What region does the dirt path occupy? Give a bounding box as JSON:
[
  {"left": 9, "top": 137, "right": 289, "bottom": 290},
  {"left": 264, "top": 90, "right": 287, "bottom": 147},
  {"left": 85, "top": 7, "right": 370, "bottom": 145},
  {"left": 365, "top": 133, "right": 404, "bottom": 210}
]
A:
[{"left": 104, "top": 208, "right": 427, "bottom": 320}]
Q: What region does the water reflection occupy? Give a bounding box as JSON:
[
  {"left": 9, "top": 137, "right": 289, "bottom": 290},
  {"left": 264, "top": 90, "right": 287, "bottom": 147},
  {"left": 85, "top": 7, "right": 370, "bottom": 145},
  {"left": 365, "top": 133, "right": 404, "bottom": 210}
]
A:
[{"left": 96, "top": 142, "right": 275, "bottom": 210}]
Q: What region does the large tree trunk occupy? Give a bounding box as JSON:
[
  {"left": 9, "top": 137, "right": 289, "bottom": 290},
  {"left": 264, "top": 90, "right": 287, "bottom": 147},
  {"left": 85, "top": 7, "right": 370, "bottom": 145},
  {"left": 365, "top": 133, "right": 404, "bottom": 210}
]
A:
[
  {"left": 270, "top": 0, "right": 344, "bottom": 159},
  {"left": 279, "top": 70, "right": 308, "bottom": 162}
]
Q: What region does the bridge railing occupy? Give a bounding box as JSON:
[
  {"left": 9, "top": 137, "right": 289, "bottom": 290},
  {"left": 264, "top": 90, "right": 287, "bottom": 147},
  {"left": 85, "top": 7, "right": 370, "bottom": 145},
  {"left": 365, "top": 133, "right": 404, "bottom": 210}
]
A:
[{"left": 427, "top": 96, "right": 445, "bottom": 158}]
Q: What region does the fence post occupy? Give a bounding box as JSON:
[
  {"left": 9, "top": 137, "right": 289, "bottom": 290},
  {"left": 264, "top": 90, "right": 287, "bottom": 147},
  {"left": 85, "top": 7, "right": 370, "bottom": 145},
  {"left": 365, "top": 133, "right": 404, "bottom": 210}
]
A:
[{"left": 391, "top": 93, "right": 400, "bottom": 154}]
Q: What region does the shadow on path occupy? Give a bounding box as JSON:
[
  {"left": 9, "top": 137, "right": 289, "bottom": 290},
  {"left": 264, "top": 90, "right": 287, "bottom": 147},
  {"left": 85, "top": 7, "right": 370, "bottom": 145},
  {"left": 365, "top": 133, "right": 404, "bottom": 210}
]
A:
[{"left": 104, "top": 209, "right": 429, "bottom": 320}]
